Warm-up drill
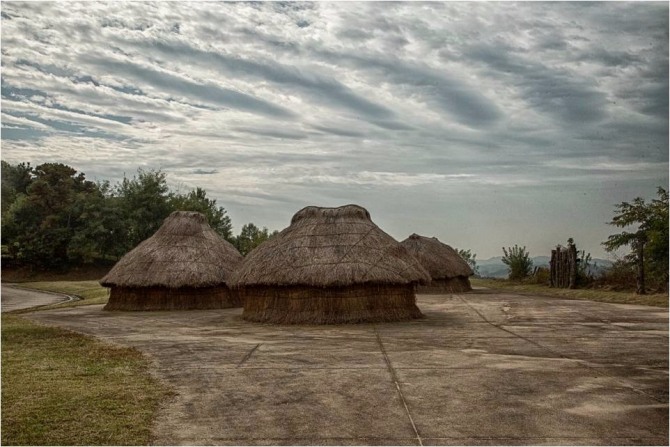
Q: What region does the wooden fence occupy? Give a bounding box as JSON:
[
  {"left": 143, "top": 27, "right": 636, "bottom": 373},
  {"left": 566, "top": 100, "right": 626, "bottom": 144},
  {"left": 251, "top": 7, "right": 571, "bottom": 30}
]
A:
[{"left": 550, "top": 243, "right": 577, "bottom": 289}]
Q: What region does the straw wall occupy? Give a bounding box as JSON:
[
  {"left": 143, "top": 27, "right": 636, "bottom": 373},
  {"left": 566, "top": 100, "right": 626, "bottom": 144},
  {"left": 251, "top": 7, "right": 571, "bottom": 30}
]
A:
[
  {"left": 103, "top": 286, "right": 239, "bottom": 311},
  {"left": 239, "top": 283, "right": 423, "bottom": 324}
]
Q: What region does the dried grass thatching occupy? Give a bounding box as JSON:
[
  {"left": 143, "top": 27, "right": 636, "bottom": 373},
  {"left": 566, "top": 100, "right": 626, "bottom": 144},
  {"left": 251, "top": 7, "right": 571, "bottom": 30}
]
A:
[
  {"left": 400, "top": 233, "right": 473, "bottom": 293},
  {"left": 103, "top": 286, "right": 240, "bottom": 311},
  {"left": 100, "top": 211, "right": 243, "bottom": 310},
  {"left": 231, "top": 204, "right": 430, "bottom": 324}
]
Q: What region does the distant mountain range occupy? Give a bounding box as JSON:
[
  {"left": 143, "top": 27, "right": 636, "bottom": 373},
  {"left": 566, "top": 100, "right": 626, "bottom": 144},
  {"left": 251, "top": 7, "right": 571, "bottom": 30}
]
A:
[{"left": 476, "top": 256, "right": 614, "bottom": 279}]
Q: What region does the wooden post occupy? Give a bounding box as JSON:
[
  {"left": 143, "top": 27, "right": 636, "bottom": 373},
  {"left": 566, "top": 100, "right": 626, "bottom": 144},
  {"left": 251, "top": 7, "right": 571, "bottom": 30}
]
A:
[
  {"left": 568, "top": 243, "right": 577, "bottom": 289},
  {"left": 557, "top": 247, "right": 563, "bottom": 287},
  {"left": 550, "top": 249, "right": 556, "bottom": 288}
]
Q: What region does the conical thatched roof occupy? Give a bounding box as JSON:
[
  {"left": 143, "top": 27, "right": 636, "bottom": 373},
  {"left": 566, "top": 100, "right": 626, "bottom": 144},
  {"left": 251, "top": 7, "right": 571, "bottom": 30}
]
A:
[
  {"left": 230, "top": 204, "right": 430, "bottom": 287},
  {"left": 400, "top": 233, "right": 474, "bottom": 280},
  {"left": 100, "top": 211, "right": 242, "bottom": 288}
]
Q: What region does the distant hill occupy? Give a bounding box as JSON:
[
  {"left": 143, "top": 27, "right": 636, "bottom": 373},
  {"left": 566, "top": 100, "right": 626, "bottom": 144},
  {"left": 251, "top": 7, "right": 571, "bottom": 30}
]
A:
[{"left": 476, "top": 256, "right": 613, "bottom": 279}]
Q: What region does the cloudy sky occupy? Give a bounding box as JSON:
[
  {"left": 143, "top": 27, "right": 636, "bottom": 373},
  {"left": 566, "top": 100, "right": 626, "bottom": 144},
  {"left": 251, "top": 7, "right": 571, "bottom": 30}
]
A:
[{"left": 1, "top": 1, "right": 667, "bottom": 259}]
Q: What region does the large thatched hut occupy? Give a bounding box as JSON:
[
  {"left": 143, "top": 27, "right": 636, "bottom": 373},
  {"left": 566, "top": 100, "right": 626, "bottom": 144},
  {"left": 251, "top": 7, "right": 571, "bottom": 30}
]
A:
[
  {"left": 100, "top": 211, "right": 243, "bottom": 310},
  {"left": 400, "top": 233, "right": 474, "bottom": 293},
  {"left": 230, "top": 204, "right": 430, "bottom": 324}
]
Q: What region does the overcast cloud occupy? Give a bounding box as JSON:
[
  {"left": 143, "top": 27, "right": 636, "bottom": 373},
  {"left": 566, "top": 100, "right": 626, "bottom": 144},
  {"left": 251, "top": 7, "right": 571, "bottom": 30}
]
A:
[{"left": 1, "top": 1, "right": 667, "bottom": 259}]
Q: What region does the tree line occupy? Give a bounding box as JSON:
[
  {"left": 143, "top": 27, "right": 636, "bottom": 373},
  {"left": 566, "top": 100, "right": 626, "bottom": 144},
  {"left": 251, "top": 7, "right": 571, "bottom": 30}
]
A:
[{"left": 1, "top": 161, "right": 277, "bottom": 270}]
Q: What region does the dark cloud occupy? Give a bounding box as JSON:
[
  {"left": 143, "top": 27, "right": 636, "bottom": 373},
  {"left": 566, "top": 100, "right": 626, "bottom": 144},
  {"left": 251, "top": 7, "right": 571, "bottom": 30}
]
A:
[
  {"left": 313, "top": 50, "right": 502, "bottom": 128},
  {"left": 81, "top": 55, "right": 298, "bottom": 119},
  {"left": 574, "top": 48, "right": 642, "bottom": 68},
  {"left": 465, "top": 44, "right": 607, "bottom": 124},
  {"left": 336, "top": 28, "right": 373, "bottom": 41},
  {"left": 124, "top": 38, "right": 395, "bottom": 121},
  {"left": 192, "top": 169, "right": 218, "bottom": 175},
  {"left": 2, "top": 109, "right": 127, "bottom": 141},
  {"left": 370, "top": 120, "right": 414, "bottom": 131},
  {"left": 233, "top": 126, "right": 308, "bottom": 140},
  {"left": 311, "top": 125, "right": 366, "bottom": 138}
]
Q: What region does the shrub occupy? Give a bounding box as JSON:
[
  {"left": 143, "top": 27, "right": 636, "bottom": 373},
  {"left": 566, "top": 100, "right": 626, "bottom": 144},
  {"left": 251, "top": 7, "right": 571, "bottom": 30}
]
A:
[
  {"left": 593, "top": 260, "right": 637, "bottom": 291},
  {"left": 528, "top": 266, "right": 550, "bottom": 285},
  {"left": 502, "top": 245, "right": 533, "bottom": 281}
]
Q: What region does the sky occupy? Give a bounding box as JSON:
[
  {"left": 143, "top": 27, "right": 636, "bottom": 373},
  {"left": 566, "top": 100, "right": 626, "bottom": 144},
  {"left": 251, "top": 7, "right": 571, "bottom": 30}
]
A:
[{"left": 1, "top": 1, "right": 668, "bottom": 259}]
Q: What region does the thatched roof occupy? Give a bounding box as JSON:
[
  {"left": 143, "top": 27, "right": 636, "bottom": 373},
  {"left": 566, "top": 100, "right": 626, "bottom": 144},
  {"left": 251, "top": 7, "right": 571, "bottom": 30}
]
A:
[
  {"left": 230, "top": 204, "right": 430, "bottom": 287},
  {"left": 100, "top": 211, "right": 242, "bottom": 288},
  {"left": 400, "top": 233, "right": 474, "bottom": 280}
]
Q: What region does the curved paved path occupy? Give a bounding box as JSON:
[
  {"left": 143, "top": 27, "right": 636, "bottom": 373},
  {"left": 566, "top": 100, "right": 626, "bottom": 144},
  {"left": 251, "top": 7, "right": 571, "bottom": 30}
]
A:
[
  {"left": 24, "top": 290, "right": 670, "bottom": 445},
  {"left": 1, "top": 284, "right": 70, "bottom": 312}
]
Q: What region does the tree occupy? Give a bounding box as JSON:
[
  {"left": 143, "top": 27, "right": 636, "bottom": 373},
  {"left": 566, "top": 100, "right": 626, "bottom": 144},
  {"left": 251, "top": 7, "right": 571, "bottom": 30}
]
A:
[
  {"left": 234, "top": 223, "right": 278, "bottom": 256},
  {"left": 1, "top": 163, "right": 100, "bottom": 269},
  {"left": 456, "top": 248, "right": 480, "bottom": 276},
  {"left": 68, "top": 181, "right": 128, "bottom": 263},
  {"left": 115, "top": 168, "right": 173, "bottom": 248},
  {"left": 1, "top": 161, "right": 243, "bottom": 269},
  {"left": 170, "top": 187, "right": 233, "bottom": 242},
  {"left": 602, "top": 187, "right": 669, "bottom": 294},
  {"left": 1, "top": 161, "right": 33, "bottom": 215},
  {"left": 501, "top": 244, "right": 533, "bottom": 281}
]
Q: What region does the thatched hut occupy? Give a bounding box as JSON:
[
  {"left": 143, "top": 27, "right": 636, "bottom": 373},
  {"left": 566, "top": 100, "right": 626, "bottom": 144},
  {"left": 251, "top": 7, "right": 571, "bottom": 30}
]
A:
[
  {"left": 100, "top": 211, "right": 243, "bottom": 310},
  {"left": 400, "top": 233, "right": 474, "bottom": 293},
  {"left": 230, "top": 204, "right": 430, "bottom": 324}
]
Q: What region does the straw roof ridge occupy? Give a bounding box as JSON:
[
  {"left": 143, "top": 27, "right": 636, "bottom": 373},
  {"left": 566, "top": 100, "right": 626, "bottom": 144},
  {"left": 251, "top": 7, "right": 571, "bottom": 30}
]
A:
[
  {"left": 231, "top": 204, "right": 430, "bottom": 287},
  {"left": 100, "top": 210, "right": 243, "bottom": 288},
  {"left": 291, "top": 204, "right": 371, "bottom": 225},
  {"left": 400, "top": 233, "right": 474, "bottom": 279}
]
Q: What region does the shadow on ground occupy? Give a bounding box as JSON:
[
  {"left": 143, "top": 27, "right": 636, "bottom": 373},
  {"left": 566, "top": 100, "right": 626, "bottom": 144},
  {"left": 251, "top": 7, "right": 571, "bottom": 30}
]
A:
[{"left": 27, "top": 289, "right": 669, "bottom": 445}]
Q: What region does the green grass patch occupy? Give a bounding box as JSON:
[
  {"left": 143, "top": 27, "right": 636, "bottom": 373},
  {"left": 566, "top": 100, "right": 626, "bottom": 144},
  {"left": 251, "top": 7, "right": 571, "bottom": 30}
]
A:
[
  {"left": 1, "top": 314, "right": 172, "bottom": 445},
  {"left": 472, "top": 278, "right": 668, "bottom": 307},
  {"left": 10, "top": 281, "right": 109, "bottom": 312}
]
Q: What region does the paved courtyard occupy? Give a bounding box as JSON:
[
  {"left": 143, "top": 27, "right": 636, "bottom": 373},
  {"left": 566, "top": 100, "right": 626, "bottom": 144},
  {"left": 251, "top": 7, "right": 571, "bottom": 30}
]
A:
[{"left": 27, "top": 289, "right": 668, "bottom": 445}]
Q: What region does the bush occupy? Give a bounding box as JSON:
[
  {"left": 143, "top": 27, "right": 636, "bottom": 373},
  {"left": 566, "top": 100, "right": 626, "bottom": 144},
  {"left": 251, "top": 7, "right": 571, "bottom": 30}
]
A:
[
  {"left": 593, "top": 260, "right": 637, "bottom": 291},
  {"left": 502, "top": 245, "right": 533, "bottom": 281},
  {"left": 528, "top": 266, "right": 550, "bottom": 285}
]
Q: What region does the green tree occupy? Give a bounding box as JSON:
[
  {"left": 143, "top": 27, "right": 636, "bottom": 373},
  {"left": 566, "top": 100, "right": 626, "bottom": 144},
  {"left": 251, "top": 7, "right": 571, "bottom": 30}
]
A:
[
  {"left": 602, "top": 187, "right": 669, "bottom": 294},
  {"left": 1, "top": 161, "right": 33, "bottom": 215},
  {"left": 68, "top": 181, "right": 128, "bottom": 263},
  {"left": 1, "top": 163, "right": 99, "bottom": 269},
  {"left": 234, "top": 223, "right": 278, "bottom": 256},
  {"left": 1, "top": 162, "right": 242, "bottom": 269},
  {"left": 456, "top": 248, "right": 480, "bottom": 276},
  {"left": 115, "top": 169, "right": 173, "bottom": 248},
  {"left": 170, "top": 187, "right": 233, "bottom": 242},
  {"left": 501, "top": 244, "right": 533, "bottom": 281}
]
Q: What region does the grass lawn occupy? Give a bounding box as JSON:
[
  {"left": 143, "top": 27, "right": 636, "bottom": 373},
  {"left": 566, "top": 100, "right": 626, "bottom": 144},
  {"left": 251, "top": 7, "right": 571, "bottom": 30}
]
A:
[
  {"left": 472, "top": 278, "right": 668, "bottom": 308},
  {"left": 1, "top": 314, "right": 172, "bottom": 445}
]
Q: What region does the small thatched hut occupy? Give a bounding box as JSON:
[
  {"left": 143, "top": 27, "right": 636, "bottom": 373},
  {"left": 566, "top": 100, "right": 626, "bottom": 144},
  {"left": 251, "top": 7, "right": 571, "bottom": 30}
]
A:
[
  {"left": 230, "top": 204, "right": 430, "bottom": 324},
  {"left": 400, "top": 233, "right": 474, "bottom": 293},
  {"left": 100, "top": 211, "right": 243, "bottom": 310}
]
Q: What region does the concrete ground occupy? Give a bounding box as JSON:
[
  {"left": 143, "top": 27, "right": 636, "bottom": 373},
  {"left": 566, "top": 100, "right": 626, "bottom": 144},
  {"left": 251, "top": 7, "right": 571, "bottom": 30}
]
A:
[
  {"left": 26, "top": 289, "right": 668, "bottom": 445},
  {"left": 1, "top": 284, "right": 71, "bottom": 312}
]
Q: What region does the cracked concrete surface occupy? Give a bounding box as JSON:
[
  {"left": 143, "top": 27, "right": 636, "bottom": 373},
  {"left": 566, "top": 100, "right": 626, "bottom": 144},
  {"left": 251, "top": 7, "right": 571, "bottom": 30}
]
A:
[{"left": 26, "top": 289, "right": 668, "bottom": 445}]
